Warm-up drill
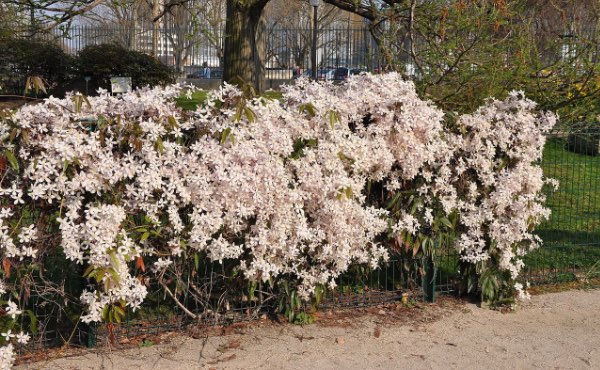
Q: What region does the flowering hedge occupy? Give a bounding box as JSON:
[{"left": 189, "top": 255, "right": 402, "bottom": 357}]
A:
[{"left": 0, "top": 73, "right": 555, "bottom": 368}]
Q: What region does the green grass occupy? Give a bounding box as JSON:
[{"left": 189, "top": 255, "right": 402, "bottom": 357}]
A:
[
  {"left": 262, "top": 90, "right": 283, "bottom": 100},
  {"left": 175, "top": 90, "right": 283, "bottom": 111},
  {"left": 175, "top": 90, "right": 208, "bottom": 111},
  {"left": 525, "top": 244, "right": 600, "bottom": 271},
  {"left": 527, "top": 135, "right": 600, "bottom": 276},
  {"left": 536, "top": 136, "right": 600, "bottom": 242}
]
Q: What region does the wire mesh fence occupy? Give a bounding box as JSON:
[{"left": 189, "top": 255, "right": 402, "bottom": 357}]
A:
[
  {"left": 88, "top": 253, "right": 454, "bottom": 346},
  {"left": 524, "top": 128, "right": 600, "bottom": 285}
]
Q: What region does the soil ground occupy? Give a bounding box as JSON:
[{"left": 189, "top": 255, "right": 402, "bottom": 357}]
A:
[{"left": 18, "top": 289, "right": 600, "bottom": 370}]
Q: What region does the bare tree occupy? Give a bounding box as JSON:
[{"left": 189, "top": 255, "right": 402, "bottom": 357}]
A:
[
  {"left": 2, "top": 0, "right": 108, "bottom": 32},
  {"left": 0, "top": 2, "right": 27, "bottom": 38},
  {"left": 162, "top": 0, "right": 207, "bottom": 74},
  {"left": 264, "top": 0, "right": 346, "bottom": 70}
]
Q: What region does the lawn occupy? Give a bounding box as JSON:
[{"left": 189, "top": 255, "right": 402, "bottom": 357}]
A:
[
  {"left": 536, "top": 136, "right": 600, "bottom": 242},
  {"left": 526, "top": 135, "right": 600, "bottom": 275},
  {"left": 175, "top": 89, "right": 283, "bottom": 111},
  {"left": 175, "top": 90, "right": 208, "bottom": 111}
]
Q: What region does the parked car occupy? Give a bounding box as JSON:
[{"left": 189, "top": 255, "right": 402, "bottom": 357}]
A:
[
  {"left": 318, "top": 68, "right": 335, "bottom": 81},
  {"left": 210, "top": 69, "right": 223, "bottom": 79},
  {"left": 334, "top": 67, "right": 365, "bottom": 81},
  {"left": 292, "top": 69, "right": 312, "bottom": 80},
  {"left": 187, "top": 69, "right": 204, "bottom": 79}
]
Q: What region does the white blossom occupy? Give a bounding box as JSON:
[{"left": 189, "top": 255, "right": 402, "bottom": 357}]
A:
[
  {"left": 0, "top": 344, "right": 15, "bottom": 370},
  {"left": 0, "top": 330, "right": 13, "bottom": 341},
  {"left": 5, "top": 301, "right": 22, "bottom": 319},
  {"left": 15, "top": 331, "right": 30, "bottom": 344},
  {"left": 0, "top": 74, "right": 554, "bottom": 323}
]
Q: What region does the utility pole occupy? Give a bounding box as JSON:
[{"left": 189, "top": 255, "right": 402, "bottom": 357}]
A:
[
  {"left": 29, "top": 4, "right": 36, "bottom": 38},
  {"left": 152, "top": 0, "right": 160, "bottom": 57},
  {"left": 310, "top": 0, "right": 320, "bottom": 80}
]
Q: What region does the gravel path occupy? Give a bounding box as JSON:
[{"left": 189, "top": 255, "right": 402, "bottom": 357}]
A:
[{"left": 20, "top": 289, "right": 600, "bottom": 370}]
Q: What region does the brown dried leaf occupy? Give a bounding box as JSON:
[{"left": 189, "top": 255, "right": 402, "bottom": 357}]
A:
[
  {"left": 373, "top": 326, "right": 381, "bottom": 338},
  {"left": 135, "top": 256, "right": 146, "bottom": 272},
  {"left": 2, "top": 258, "right": 10, "bottom": 278},
  {"left": 0, "top": 156, "right": 6, "bottom": 176}
]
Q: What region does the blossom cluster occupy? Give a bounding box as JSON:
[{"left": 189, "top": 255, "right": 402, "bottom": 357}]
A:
[
  {"left": 0, "top": 299, "right": 28, "bottom": 370},
  {"left": 0, "top": 74, "right": 555, "bottom": 366},
  {"left": 450, "top": 93, "right": 557, "bottom": 277}
]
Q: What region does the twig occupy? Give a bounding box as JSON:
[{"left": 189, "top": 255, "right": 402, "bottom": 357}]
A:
[{"left": 158, "top": 279, "right": 198, "bottom": 319}]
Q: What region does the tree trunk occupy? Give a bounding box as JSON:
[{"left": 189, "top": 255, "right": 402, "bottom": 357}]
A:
[
  {"left": 152, "top": 0, "right": 160, "bottom": 57},
  {"left": 223, "top": 0, "right": 267, "bottom": 93}
]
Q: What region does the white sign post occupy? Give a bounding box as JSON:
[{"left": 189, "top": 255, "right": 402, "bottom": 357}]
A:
[{"left": 110, "top": 77, "right": 132, "bottom": 94}]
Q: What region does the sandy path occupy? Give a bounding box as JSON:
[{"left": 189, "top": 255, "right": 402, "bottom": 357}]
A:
[{"left": 20, "top": 289, "right": 600, "bottom": 370}]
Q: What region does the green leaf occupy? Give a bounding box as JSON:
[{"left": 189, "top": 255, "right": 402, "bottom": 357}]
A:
[
  {"left": 108, "top": 267, "right": 121, "bottom": 284},
  {"left": 220, "top": 128, "right": 232, "bottom": 145},
  {"left": 83, "top": 265, "right": 95, "bottom": 278},
  {"left": 9, "top": 128, "right": 18, "bottom": 143},
  {"left": 299, "top": 103, "right": 317, "bottom": 117},
  {"left": 244, "top": 106, "right": 256, "bottom": 123},
  {"left": 234, "top": 106, "right": 243, "bottom": 122},
  {"left": 194, "top": 253, "right": 200, "bottom": 271},
  {"left": 140, "top": 232, "right": 150, "bottom": 242},
  {"left": 24, "top": 76, "right": 47, "bottom": 95},
  {"left": 72, "top": 95, "right": 83, "bottom": 113},
  {"left": 315, "top": 285, "right": 323, "bottom": 305},
  {"left": 109, "top": 252, "right": 120, "bottom": 270},
  {"left": 167, "top": 115, "right": 179, "bottom": 129},
  {"left": 140, "top": 339, "right": 155, "bottom": 347},
  {"left": 101, "top": 305, "right": 109, "bottom": 321},
  {"left": 294, "top": 294, "right": 301, "bottom": 310},
  {"left": 327, "top": 110, "right": 340, "bottom": 128},
  {"left": 337, "top": 151, "right": 355, "bottom": 165},
  {"left": 4, "top": 150, "right": 19, "bottom": 172},
  {"left": 94, "top": 269, "right": 106, "bottom": 283},
  {"left": 286, "top": 308, "right": 294, "bottom": 322},
  {"left": 386, "top": 192, "right": 402, "bottom": 209},
  {"left": 113, "top": 305, "right": 125, "bottom": 323},
  {"left": 155, "top": 137, "right": 164, "bottom": 154},
  {"left": 410, "top": 198, "right": 422, "bottom": 214},
  {"left": 86, "top": 269, "right": 98, "bottom": 280},
  {"left": 249, "top": 281, "right": 257, "bottom": 301},
  {"left": 26, "top": 310, "right": 38, "bottom": 334}
]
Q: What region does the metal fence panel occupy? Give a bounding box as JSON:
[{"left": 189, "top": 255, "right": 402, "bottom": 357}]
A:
[
  {"left": 11, "top": 24, "right": 381, "bottom": 81},
  {"left": 525, "top": 129, "right": 600, "bottom": 284}
]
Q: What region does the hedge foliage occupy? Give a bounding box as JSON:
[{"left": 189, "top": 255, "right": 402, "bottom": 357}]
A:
[{"left": 0, "top": 39, "right": 173, "bottom": 96}]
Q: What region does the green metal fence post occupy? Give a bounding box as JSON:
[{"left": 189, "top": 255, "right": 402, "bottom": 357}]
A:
[
  {"left": 422, "top": 255, "right": 436, "bottom": 302},
  {"left": 87, "top": 323, "right": 97, "bottom": 348}
]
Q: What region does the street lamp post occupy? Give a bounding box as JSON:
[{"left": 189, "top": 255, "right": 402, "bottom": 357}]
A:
[
  {"left": 84, "top": 76, "right": 91, "bottom": 96},
  {"left": 310, "top": 0, "right": 320, "bottom": 81}
]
